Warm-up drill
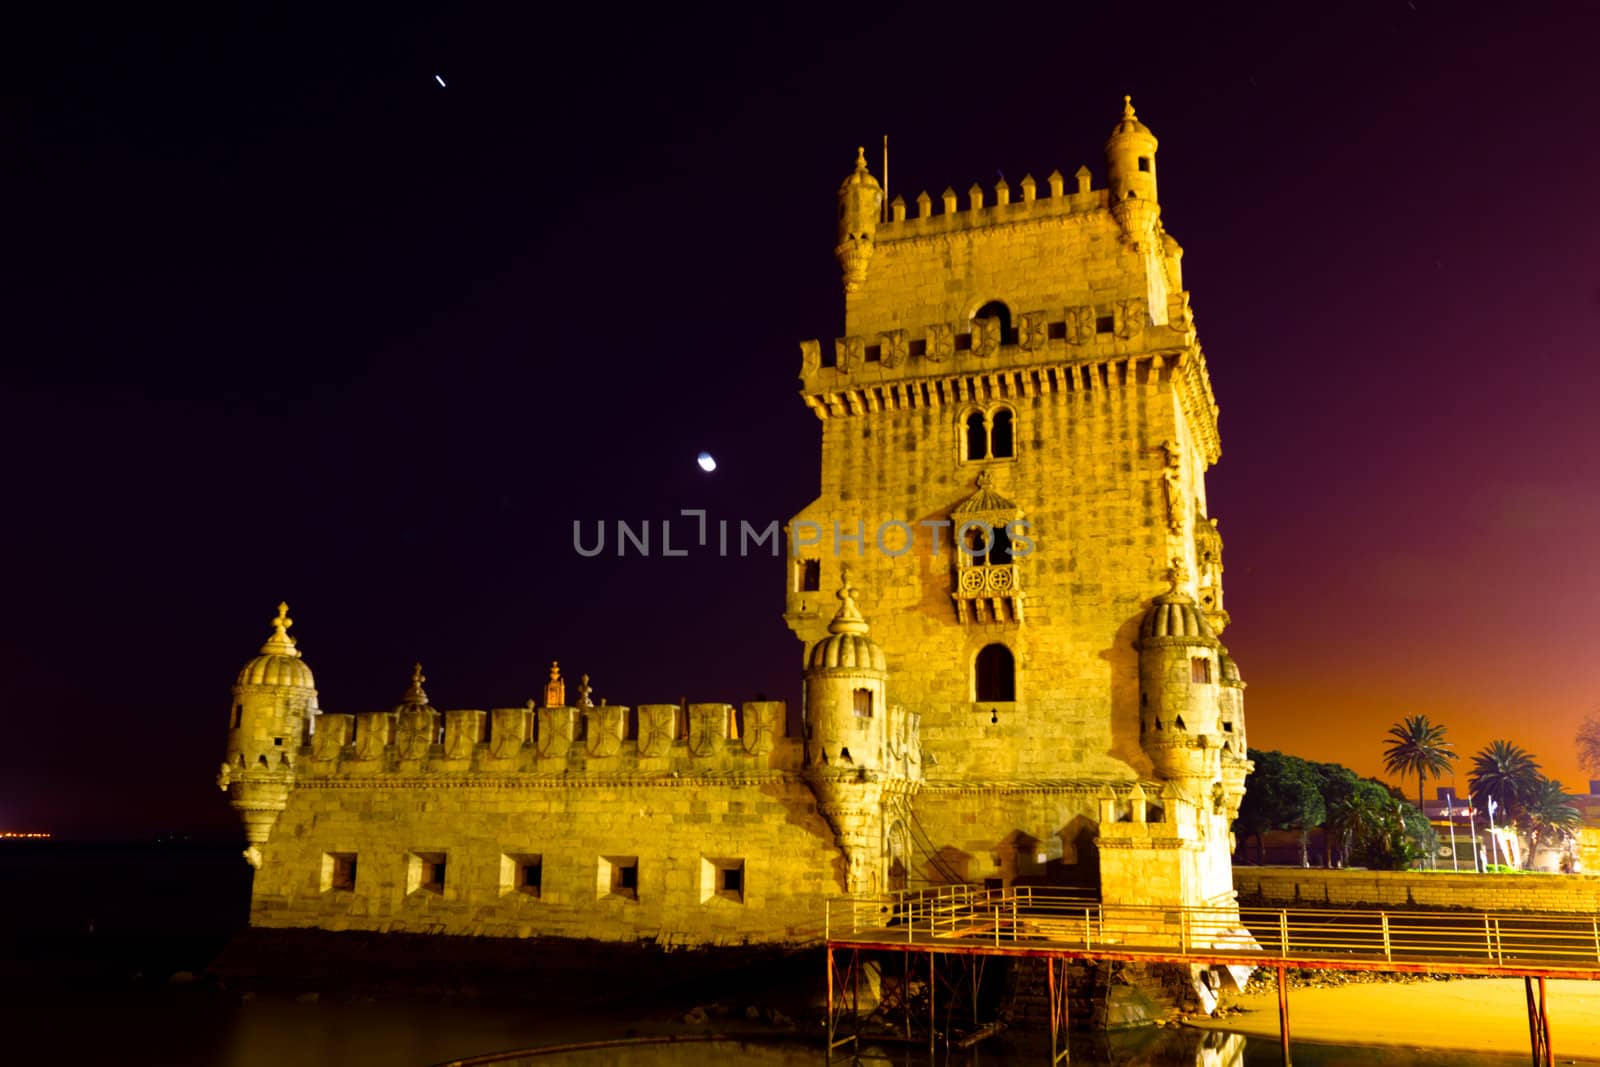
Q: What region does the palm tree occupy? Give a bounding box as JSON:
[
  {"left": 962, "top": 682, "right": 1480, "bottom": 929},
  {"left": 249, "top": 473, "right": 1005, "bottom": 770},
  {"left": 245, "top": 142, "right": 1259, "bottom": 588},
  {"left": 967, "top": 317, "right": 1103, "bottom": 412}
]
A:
[
  {"left": 1468, "top": 740, "right": 1543, "bottom": 828},
  {"left": 1578, "top": 713, "right": 1600, "bottom": 779},
  {"left": 1523, "top": 777, "right": 1582, "bottom": 868},
  {"left": 1383, "top": 714, "right": 1457, "bottom": 812}
]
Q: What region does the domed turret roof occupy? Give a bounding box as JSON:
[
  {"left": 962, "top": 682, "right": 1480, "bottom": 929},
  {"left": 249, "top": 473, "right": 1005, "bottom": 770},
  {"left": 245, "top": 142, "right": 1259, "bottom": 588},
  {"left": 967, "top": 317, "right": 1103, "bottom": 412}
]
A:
[
  {"left": 393, "top": 663, "right": 436, "bottom": 715},
  {"left": 1106, "top": 95, "right": 1156, "bottom": 143},
  {"left": 839, "top": 145, "right": 882, "bottom": 192},
  {"left": 808, "top": 572, "right": 886, "bottom": 673},
  {"left": 236, "top": 602, "right": 316, "bottom": 690},
  {"left": 1138, "top": 585, "right": 1220, "bottom": 646}
]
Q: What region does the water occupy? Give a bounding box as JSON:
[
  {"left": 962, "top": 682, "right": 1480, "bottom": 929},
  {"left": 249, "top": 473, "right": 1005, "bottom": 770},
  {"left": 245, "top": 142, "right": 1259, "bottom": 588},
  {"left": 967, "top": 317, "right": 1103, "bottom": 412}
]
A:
[
  {"left": 4, "top": 986, "right": 1544, "bottom": 1066},
  {"left": 0, "top": 844, "right": 1560, "bottom": 1066}
]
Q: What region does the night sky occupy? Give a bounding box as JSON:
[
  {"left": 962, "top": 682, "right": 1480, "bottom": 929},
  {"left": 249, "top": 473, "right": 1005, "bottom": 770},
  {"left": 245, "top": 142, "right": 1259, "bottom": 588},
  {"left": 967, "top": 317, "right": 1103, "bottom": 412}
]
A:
[{"left": 4, "top": 4, "right": 1598, "bottom": 838}]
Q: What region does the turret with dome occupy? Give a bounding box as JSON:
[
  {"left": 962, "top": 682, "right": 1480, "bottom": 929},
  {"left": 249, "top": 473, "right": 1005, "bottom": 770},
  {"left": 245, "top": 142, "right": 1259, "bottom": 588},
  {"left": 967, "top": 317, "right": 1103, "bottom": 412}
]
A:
[{"left": 217, "top": 602, "right": 320, "bottom": 867}]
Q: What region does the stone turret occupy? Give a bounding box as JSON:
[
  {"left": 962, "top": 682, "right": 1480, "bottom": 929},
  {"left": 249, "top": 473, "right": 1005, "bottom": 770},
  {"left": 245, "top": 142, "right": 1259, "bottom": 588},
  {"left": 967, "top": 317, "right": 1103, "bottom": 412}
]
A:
[
  {"left": 802, "top": 571, "right": 890, "bottom": 893},
  {"left": 1105, "top": 95, "right": 1161, "bottom": 248},
  {"left": 1136, "top": 581, "right": 1223, "bottom": 790},
  {"left": 835, "top": 147, "right": 883, "bottom": 294},
  {"left": 217, "top": 603, "right": 319, "bottom": 867},
  {"left": 1217, "top": 651, "right": 1251, "bottom": 826},
  {"left": 393, "top": 663, "right": 441, "bottom": 761}
]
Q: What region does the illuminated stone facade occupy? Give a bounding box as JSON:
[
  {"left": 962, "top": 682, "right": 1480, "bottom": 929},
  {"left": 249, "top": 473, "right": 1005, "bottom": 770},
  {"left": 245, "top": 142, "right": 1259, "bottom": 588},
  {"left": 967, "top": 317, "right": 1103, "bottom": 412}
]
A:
[
  {"left": 788, "top": 97, "right": 1248, "bottom": 913},
  {"left": 217, "top": 99, "right": 1248, "bottom": 947}
]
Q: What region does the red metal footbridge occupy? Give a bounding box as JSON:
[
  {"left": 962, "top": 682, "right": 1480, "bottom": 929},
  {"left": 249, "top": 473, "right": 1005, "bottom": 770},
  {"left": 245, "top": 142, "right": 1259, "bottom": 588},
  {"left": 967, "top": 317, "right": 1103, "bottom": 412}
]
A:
[{"left": 823, "top": 885, "right": 1600, "bottom": 1065}]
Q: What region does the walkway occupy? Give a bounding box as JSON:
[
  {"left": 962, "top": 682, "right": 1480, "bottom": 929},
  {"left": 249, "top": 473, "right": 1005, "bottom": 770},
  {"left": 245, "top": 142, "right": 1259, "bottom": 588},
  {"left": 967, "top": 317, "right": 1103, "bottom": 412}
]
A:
[{"left": 822, "top": 885, "right": 1600, "bottom": 1064}]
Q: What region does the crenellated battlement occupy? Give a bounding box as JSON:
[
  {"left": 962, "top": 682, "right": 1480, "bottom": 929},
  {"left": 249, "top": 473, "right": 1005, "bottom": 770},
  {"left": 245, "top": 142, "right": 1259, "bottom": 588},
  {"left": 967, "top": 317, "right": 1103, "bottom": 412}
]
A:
[
  {"left": 877, "top": 166, "right": 1104, "bottom": 241},
  {"left": 301, "top": 700, "right": 805, "bottom": 778}
]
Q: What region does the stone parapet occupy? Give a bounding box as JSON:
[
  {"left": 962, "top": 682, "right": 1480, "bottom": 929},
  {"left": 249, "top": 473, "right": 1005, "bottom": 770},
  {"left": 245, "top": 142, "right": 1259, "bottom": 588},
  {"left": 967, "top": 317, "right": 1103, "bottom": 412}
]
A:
[
  {"left": 300, "top": 701, "right": 798, "bottom": 778},
  {"left": 1233, "top": 866, "right": 1600, "bottom": 914}
]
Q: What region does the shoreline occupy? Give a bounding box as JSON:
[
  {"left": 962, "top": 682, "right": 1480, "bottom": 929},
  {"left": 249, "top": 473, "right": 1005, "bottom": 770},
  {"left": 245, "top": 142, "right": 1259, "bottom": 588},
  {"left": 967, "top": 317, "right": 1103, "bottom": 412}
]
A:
[{"left": 1188, "top": 977, "right": 1600, "bottom": 1062}]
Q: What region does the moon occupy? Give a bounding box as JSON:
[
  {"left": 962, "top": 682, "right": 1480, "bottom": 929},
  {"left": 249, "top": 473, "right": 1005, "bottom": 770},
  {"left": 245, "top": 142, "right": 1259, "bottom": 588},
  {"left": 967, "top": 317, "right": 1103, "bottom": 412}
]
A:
[{"left": 696, "top": 452, "right": 717, "bottom": 472}]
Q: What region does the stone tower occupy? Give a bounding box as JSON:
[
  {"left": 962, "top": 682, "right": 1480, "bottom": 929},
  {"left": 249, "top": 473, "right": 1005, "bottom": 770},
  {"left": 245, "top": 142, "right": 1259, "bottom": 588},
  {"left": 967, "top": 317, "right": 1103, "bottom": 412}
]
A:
[
  {"left": 216, "top": 603, "right": 320, "bottom": 867},
  {"left": 786, "top": 99, "right": 1248, "bottom": 912}
]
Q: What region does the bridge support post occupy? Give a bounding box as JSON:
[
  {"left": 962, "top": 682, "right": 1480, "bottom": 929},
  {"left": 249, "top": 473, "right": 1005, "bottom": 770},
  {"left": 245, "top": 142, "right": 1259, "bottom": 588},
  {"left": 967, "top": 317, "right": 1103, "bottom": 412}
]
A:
[
  {"left": 1276, "top": 965, "right": 1292, "bottom": 1066},
  {"left": 1540, "top": 975, "right": 1553, "bottom": 1067},
  {"left": 825, "top": 946, "right": 833, "bottom": 1053},
  {"left": 903, "top": 950, "right": 910, "bottom": 1041},
  {"left": 1047, "top": 956, "right": 1071, "bottom": 1064},
  {"left": 1525, "top": 975, "right": 1554, "bottom": 1067}
]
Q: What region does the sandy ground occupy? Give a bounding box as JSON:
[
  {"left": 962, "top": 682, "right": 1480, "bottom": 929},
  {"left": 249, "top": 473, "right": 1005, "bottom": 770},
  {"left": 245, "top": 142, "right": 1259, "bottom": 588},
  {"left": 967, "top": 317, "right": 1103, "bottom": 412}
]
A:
[{"left": 1188, "top": 978, "right": 1600, "bottom": 1062}]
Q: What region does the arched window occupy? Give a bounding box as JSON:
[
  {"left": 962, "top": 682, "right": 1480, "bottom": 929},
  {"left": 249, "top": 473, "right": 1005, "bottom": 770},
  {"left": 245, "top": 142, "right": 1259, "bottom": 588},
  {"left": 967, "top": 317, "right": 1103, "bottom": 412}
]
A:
[
  {"left": 975, "top": 644, "right": 1015, "bottom": 702},
  {"left": 988, "top": 525, "right": 1012, "bottom": 566},
  {"left": 965, "top": 411, "right": 988, "bottom": 460},
  {"left": 961, "top": 523, "right": 989, "bottom": 562},
  {"left": 990, "top": 409, "right": 1014, "bottom": 458},
  {"left": 974, "top": 300, "right": 1013, "bottom": 345}
]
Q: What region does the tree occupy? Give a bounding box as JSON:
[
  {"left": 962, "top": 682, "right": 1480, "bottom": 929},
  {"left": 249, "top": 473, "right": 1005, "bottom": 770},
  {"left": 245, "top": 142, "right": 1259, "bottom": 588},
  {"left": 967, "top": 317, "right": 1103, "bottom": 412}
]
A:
[
  {"left": 1578, "top": 713, "right": 1600, "bottom": 780},
  {"left": 1522, "top": 777, "right": 1582, "bottom": 867},
  {"left": 1310, "top": 762, "right": 1361, "bottom": 867},
  {"left": 1376, "top": 784, "right": 1438, "bottom": 870},
  {"left": 1237, "top": 750, "right": 1326, "bottom": 866},
  {"left": 1322, "top": 776, "right": 1385, "bottom": 868},
  {"left": 1382, "top": 714, "right": 1457, "bottom": 813},
  {"left": 1467, "top": 740, "right": 1543, "bottom": 827}
]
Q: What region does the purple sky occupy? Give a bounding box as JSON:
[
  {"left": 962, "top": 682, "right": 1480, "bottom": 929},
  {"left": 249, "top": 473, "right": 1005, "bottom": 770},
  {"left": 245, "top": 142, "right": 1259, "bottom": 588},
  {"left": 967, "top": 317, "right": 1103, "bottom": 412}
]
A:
[{"left": 2, "top": 3, "right": 1597, "bottom": 836}]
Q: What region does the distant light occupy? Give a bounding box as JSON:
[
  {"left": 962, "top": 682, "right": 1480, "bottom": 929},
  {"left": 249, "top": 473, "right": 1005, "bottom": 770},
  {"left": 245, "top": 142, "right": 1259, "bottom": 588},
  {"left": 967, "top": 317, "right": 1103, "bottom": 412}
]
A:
[
  {"left": 697, "top": 452, "right": 717, "bottom": 472},
  {"left": 434, "top": 74, "right": 447, "bottom": 87}
]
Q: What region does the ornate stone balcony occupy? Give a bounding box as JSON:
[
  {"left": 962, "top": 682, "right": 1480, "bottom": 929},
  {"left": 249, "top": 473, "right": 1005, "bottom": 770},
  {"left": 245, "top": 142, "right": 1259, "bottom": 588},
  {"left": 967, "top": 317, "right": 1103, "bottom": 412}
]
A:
[{"left": 952, "top": 563, "right": 1023, "bottom": 623}]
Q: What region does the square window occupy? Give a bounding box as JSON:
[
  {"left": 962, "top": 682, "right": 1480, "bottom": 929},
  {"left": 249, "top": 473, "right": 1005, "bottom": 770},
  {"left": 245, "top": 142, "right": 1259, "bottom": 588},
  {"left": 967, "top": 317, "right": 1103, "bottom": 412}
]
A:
[
  {"left": 407, "top": 851, "right": 447, "bottom": 895},
  {"left": 797, "top": 558, "right": 821, "bottom": 593},
  {"left": 1137, "top": 157, "right": 1151, "bottom": 172},
  {"left": 599, "top": 855, "right": 639, "bottom": 901},
  {"left": 320, "top": 852, "right": 358, "bottom": 892},
  {"left": 1095, "top": 315, "right": 1114, "bottom": 334},
  {"left": 1190, "top": 657, "right": 1213, "bottom": 684},
  {"left": 499, "top": 853, "right": 542, "bottom": 897},
  {"left": 852, "top": 688, "right": 873, "bottom": 718},
  {"left": 700, "top": 857, "right": 746, "bottom": 903}
]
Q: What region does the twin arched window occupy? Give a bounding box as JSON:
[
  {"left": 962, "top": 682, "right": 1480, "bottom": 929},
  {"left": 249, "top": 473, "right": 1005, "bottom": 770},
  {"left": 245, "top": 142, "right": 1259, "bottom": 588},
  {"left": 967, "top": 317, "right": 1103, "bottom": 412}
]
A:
[
  {"left": 960, "top": 522, "right": 1013, "bottom": 566},
  {"left": 963, "top": 407, "right": 1014, "bottom": 461}
]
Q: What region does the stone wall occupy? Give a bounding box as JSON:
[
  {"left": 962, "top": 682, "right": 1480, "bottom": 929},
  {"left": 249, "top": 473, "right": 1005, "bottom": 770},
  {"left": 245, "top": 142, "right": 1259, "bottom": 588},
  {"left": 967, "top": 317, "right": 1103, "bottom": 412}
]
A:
[
  {"left": 1233, "top": 866, "right": 1600, "bottom": 913},
  {"left": 250, "top": 773, "right": 843, "bottom": 944}
]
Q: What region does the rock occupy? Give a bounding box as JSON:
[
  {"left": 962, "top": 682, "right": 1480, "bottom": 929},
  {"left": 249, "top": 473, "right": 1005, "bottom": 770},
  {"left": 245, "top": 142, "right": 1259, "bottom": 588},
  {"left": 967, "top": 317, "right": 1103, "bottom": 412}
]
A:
[
  {"left": 682, "top": 1006, "right": 708, "bottom": 1025},
  {"left": 744, "top": 1005, "right": 762, "bottom": 1020}
]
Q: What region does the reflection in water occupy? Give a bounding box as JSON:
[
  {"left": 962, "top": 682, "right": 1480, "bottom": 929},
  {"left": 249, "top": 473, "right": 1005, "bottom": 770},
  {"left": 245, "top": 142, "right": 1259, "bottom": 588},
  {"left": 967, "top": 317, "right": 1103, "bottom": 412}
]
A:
[
  {"left": 9, "top": 989, "right": 1537, "bottom": 1067},
  {"left": 511, "top": 1030, "right": 1244, "bottom": 1066}
]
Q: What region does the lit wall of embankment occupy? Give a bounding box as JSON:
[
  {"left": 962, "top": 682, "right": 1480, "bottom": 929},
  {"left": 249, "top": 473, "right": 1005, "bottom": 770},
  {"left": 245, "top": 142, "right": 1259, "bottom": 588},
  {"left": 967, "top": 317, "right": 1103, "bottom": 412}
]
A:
[{"left": 1233, "top": 867, "right": 1600, "bottom": 913}]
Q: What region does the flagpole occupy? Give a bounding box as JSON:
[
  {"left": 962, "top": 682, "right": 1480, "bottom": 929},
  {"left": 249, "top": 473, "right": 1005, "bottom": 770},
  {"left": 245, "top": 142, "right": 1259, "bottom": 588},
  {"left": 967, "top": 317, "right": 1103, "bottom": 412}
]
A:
[{"left": 1448, "top": 802, "right": 1459, "bottom": 872}]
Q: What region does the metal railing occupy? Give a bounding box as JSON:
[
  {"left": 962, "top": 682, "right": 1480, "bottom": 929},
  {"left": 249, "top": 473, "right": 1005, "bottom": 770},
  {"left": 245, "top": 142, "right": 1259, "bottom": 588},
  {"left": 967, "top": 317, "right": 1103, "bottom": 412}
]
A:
[{"left": 823, "top": 885, "right": 1600, "bottom": 972}]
